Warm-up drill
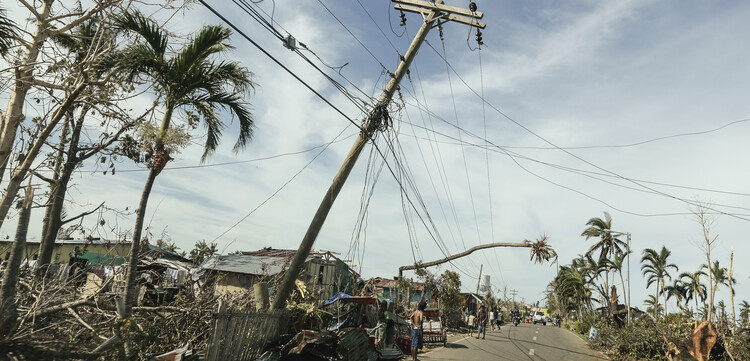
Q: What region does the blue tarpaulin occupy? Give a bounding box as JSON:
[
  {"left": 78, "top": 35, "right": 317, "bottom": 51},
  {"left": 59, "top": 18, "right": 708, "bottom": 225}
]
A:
[{"left": 323, "top": 292, "right": 352, "bottom": 306}]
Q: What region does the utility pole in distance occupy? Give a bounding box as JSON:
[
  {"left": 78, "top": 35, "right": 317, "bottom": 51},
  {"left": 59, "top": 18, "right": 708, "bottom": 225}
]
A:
[{"left": 271, "top": 0, "right": 486, "bottom": 311}]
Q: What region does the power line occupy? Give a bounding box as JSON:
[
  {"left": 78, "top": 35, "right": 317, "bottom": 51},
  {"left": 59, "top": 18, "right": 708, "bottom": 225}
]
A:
[
  {"left": 315, "top": 0, "right": 389, "bottom": 72},
  {"left": 198, "top": 0, "right": 363, "bottom": 132},
  {"left": 396, "top": 119, "right": 750, "bottom": 198},
  {"left": 212, "top": 124, "right": 354, "bottom": 245},
  {"left": 232, "top": 0, "right": 374, "bottom": 112},
  {"left": 398, "top": 100, "right": 750, "bottom": 217},
  {"left": 422, "top": 40, "right": 750, "bottom": 223}
]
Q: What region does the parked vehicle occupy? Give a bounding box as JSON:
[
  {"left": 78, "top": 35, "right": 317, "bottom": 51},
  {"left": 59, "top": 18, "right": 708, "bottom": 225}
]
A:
[
  {"left": 421, "top": 308, "right": 447, "bottom": 347},
  {"left": 532, "top": 311, "right": 547, "bottom": 326}
]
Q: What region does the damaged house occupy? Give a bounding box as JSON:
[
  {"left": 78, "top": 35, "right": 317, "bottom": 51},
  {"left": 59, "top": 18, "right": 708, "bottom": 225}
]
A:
[
  {"left": 193, "top": 248, "right": 358, "bottom": 302},
  {"left": 370, "top": 278, "right": 434, "bottom": 308}
]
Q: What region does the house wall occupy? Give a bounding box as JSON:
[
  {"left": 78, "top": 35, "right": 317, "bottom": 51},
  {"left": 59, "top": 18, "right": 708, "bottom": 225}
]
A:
[
  {"left": 214, "top": 272, "right": 255, "bottom": 295},
  {"left": 307, "top": 260, "right": 336, "bottom": 300}
]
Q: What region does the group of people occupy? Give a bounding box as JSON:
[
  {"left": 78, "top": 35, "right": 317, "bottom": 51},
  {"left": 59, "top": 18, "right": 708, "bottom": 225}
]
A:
[{"left": 465, "top": 305, "right": 502, "bottom": 339}]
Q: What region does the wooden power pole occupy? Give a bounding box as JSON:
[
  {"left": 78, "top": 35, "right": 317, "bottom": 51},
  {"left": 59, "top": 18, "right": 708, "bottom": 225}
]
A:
[{"left": 271, "top": 0, "right": 485, "bottom": 311}]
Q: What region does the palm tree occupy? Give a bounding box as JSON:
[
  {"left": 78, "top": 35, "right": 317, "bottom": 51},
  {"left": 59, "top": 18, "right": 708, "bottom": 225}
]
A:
[
  {"left": 702, "top": 260, "right": 736, "bottom": 321},
  {"left": 641, "top": 246, "right": 679, "bottom": 318},
  {"left": 644, "top": 295, "right": 663, "bottom": 317},
  {"left": 581, "top": 212, "right": 627, "bottom": 261},
  {"left": 680, "top": 270, "right": 707, "bottom": 317},
  {"left": 581, "top": 212, "right": 628, "bottom": 316},
  {"left": 664, "top": 279, "right": 687, "bottom": 311},
  {"left": 739, "top": 300, "right": 750, "bottom": 326},
  {"left": 113, "top": 11, "right": 256, "bottom": 316},
  {"left": 584, "top": 253, "right": 612, "bottom": 312},
  {"left": 610, "top": 249, "right": 628, "bottom": 311},
  {"left": 0, "top": 6, "right": 18, "bottom": 55}
]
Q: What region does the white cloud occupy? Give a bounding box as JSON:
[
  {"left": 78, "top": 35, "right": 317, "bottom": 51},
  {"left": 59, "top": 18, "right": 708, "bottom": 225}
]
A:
[{"left": 2, "top": 0, "right": 750, "bottom": 311}]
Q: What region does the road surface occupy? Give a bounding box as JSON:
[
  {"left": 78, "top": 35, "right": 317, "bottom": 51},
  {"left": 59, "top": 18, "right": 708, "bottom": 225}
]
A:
[{"left": 418, "top": 323, "right": 608, "bottom": 361}]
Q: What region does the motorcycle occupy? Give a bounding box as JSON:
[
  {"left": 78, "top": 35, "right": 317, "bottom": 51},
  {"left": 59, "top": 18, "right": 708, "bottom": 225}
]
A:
[{"left": 513, "top": 317, "right": 520, "bottom": 327}]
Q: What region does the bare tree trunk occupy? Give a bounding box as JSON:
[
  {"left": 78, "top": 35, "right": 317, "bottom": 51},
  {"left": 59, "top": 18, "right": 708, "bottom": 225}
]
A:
[
  {"left": 0, "top": 82, "right": 85, "bottom": 232},
  {"left": 38, "top": 109, "right": 85, "bottom": 269},
  {"left": 655, "top": 283, "right": 660, "bottom": 320},
  {"left": 0, "top": 186, "right": 33, "bottom": 339},
  {"left": 123, "top": 166, "right": 160, "bottom": 317},
  {"left": 664, "top": 280, "right": 669, "bottom": 316},
  {"left": 707, "top": 248, "right": 713, "bottom": 322},
  {"left": 0, "top": 1, "right": 53, "bottom": 184},
  {"left": 37, "top": 118, "right": 70, "bottom": 271},
  {"left": 729, "top": 248, "right": 735, "bottom": 332}
]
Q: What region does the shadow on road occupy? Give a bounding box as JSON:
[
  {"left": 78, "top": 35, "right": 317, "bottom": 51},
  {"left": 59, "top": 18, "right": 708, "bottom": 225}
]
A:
[{"left": 443, "top": 343, "right": 468, "bottom": 349}]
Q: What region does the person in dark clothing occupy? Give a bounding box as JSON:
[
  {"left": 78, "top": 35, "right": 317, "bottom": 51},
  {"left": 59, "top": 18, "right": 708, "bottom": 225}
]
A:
[{"left": 476, "top": 306, "right": 487, "bottom": 339}]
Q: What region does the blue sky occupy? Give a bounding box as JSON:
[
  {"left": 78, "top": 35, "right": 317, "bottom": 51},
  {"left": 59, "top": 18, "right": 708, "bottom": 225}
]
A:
[{"left": 2, "top": 0, "right": 750, "bottom": 312}]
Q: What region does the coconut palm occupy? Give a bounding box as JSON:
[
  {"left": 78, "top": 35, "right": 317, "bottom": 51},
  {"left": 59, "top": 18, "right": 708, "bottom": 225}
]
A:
[
  {"left": 581, "top": 212, "right": 627, "bottom": 261},
  {"left": 702, "top": 260, "right": 736, "bottom": 320},
  {"left": 554, "top": 256, "right": 597, "bottom": 320},
  {"left": 664, "top": 279, "right": 687, "bottom": 311},
  {"left": 680, "top": 270, "right": 707, "bottom": 316},
  {"left": 0, "top": 6, "right": 18, "bottom": 55},
  {"left": 740, "top": 300, "right": 750, "bottom": 326},
  {"left": 641, "top": 246, "right": 679, "bottom": 318},
  {"left": 609, "top": 249, "right": 628, "bottom": 310},
  {"left": 112, "top": 10, "right": 256, "bottom": 316},
  {"left": 584, "top": 253, "right": 612, "bottom": 312},
  {"left": 644, "top": 294, "right": 663, "bottom": 317}
]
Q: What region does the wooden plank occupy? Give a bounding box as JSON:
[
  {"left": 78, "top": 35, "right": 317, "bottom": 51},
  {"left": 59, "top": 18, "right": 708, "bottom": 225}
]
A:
[{"left": 392, "top": 0, "right": 483, "bottom": 19}]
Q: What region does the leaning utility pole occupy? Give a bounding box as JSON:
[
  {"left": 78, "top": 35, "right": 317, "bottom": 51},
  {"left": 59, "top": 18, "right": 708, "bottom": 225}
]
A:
[
  {"left": 475, "top": 264, "right": 483, "bottom": 295},
  {"left": 271, "top": 0, "right": 485, "bottom": 311}
]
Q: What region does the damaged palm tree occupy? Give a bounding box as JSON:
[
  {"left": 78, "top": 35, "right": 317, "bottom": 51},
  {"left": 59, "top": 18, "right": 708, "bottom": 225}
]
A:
[{"left": 111, "top": 10, "right": 256, "bottom": 317}]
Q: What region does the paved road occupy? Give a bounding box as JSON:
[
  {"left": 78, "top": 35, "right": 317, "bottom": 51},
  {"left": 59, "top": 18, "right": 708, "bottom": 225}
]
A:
[{"left": 418, "top": 323, "right": 608, "bottom": 361}]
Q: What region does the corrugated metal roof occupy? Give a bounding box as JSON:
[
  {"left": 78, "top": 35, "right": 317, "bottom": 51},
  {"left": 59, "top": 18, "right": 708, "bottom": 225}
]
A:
[
  {"left": 197, "top": 254, "right": 292, "bottom": 276},
  {"left": 243, "top": 248, "right": 298, "bottom": 258},
  {"left": 242, "top": 248, "right": 333, "bottom": 259}
]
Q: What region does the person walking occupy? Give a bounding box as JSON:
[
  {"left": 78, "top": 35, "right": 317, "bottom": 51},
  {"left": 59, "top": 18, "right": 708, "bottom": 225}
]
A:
[
  {"left": 476, "top": 306, "right": 487, "bottom": 339},
  {"left": 468, "top": 311, "right": 475, "bottom": 337}
]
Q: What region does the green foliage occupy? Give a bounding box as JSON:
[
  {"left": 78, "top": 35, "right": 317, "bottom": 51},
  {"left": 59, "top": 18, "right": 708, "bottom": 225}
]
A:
[
  {"left": 726, "top": 329, "right": 750, "bottom": 361},
  {"left": 580, "top": 211, "right": 626, "bottom": 260},
  {"left": 740, "top": 300, "right": 750, "bottom": 326},
  {"left": 112, "top": 9, "right": 256, "bottom": 162},
  {"left": 189, "top": 239, "right": 218, "bottom": 265},
  {"left": 0, "top": 6, "right": 19, "bottom": 55},
  {"left": 439, "top": 270, "right": 463, "bottom": 328},
  {"left": 155, "top": 238, "right": 179, "bottom": 253},
  {"left": 641, "top": 246, "right": 679, "bottom": 319},
  {"left": 572, "top": 321, "right": 585, "bottom": 334},
  {"left": 589, "top": 312, "right": 701, "bottom": 361}
]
